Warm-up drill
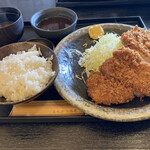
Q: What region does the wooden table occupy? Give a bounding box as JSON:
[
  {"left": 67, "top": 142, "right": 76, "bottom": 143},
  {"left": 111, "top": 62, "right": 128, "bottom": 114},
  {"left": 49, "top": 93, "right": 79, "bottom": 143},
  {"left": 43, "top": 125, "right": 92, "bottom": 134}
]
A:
[{"left": 0, "top": 1, "right": 150, "bottom": 149}]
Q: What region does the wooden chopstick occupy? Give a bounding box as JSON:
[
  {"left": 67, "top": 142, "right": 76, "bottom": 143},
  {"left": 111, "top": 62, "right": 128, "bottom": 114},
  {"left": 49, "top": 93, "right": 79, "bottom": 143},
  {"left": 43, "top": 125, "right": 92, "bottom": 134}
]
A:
[{"left": 10, "top": 100, "right": 84, "bottom": 116}]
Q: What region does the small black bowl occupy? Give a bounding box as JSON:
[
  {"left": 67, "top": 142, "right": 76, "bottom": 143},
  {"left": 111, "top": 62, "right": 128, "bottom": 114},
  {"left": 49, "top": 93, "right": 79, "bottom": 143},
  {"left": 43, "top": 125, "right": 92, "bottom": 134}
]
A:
[
  {"left": 30, "top": 7, "right": 78, "bottom": 44},
  {"left": 27, "top": 37, "right": 55, "bottom": 50},
  {"left": 0, "top": 7, "right": 24, "bottom": 46}
]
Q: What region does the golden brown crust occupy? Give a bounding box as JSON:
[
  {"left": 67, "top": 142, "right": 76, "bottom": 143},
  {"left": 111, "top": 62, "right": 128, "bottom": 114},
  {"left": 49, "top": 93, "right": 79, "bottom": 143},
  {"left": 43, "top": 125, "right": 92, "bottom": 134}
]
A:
[
  {"left": 101, "top": 47, "right": 150, "bottom": 97},
  {"left": 86, "top": 72, "right": 134, "bottom": 105},
  {"left": 121, "top": 25, "right": 150, "bottom": 63},
  {"left": 87, "top": 26, "right": 150, "bottom": 105}
]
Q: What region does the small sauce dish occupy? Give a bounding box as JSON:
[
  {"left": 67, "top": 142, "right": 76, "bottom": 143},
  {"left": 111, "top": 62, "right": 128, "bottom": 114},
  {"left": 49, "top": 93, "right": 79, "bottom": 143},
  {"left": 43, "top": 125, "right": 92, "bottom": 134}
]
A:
[{"left": 30, "top": 7, "right": 78, "bottom": 44}]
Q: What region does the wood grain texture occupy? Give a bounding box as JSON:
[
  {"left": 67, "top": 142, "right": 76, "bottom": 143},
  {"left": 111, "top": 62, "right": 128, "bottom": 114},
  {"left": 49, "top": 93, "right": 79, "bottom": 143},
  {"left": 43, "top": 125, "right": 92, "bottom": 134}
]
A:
[
  {"left": 10, "top": 100, "right": 84, "bottom": 116},
  {"left": 0, "top": 120, "right": 150, "bottom": 149}
]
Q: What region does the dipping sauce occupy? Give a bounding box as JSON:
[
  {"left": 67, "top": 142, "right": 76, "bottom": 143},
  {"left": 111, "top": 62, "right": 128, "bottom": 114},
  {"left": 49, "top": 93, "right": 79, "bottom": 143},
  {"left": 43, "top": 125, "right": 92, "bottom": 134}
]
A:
[
  {"left": 37, "top": 16, "right": 73, "bottom": 31},
  {"left": 0, "top": 22, "right": 13, "bottom": 28}
]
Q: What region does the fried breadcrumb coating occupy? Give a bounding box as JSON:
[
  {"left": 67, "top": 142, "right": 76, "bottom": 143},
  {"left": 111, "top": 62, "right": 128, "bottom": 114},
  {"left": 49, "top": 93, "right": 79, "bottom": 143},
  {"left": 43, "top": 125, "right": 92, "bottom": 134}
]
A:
[{"left": 87, "top": 26, "right": 150, "bottom": 105}]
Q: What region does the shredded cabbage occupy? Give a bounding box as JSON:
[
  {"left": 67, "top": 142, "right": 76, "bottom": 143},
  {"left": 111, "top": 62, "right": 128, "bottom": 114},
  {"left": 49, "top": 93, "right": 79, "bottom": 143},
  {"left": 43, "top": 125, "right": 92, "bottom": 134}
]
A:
[{"left": 78, "top": 33, "right": 123, "bottom": 77}]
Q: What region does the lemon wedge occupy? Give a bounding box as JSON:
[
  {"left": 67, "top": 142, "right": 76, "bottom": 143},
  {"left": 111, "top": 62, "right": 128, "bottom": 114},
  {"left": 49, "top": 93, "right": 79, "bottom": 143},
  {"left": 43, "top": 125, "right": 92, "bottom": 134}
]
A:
[{"left": 88, "top": 25, "right": 104, "bottom": 40}]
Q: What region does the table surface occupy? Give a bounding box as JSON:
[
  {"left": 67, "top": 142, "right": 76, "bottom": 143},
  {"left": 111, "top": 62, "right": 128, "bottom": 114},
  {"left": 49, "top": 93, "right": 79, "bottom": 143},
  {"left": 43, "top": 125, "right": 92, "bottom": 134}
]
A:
[{"left": 1, "top": 0, "right": 150, "bottom": 149}]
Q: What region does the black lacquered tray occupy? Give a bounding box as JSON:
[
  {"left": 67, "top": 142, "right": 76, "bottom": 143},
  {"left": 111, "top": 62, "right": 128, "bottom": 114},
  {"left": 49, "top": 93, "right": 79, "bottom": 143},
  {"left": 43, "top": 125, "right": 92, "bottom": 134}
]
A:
[
  {"left": 0, "top": 16, "right": 146, "bottom": 123},
  {"left": 56, "top": 0, "right": 150, "bottom": 7}
]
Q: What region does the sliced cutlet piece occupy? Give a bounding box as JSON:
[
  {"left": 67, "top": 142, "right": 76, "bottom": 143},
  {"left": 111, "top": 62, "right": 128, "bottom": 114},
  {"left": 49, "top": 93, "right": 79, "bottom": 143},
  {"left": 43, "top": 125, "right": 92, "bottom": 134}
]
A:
[
  {"left": 100, "top": 47, "right": 150, "bottom": 97},
  {"left": 121, "top": 25, "right": 150, "bottom": 63},
  {"left": 100, "top": 47, "right": 136, "bottom": 85},
  {"left": 113, "top": 47, "right": 150, "bottom": 97},
  {"left": 86, "top": 71, "right": 134, "bottom": 105}
]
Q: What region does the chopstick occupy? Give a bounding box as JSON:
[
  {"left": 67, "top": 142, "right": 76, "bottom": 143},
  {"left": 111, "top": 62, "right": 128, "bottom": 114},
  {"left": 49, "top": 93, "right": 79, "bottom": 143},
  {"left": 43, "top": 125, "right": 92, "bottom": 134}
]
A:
[{"left": 10, "top": 100, "right": 84, "bottom": 116}]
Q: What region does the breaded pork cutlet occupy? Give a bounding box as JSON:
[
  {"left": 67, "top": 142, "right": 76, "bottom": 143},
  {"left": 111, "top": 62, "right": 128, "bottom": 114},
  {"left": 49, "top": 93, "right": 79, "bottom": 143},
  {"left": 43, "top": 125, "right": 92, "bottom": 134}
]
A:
[
  {"left": 87, "top": 47, "right": 136, "bottom": 105},
  {"left": 121, "top": 25, "right": 150, "bottom": 63},
  {"left": 114, "top": 47, "right": 150, "bottom": 97},
  {"left": 87, "top": 26, "right": 150, "bottom": 105},
  {"left": 101, "top": 47, "right": 150, "bottom": 98},
  {"left": 101, "top": 47, "right": 144, "bottom": 83},
  {"left": 87, "top": 47, "right": 150, "bottom": 105},
  {"left": 86, "top": 71, "right": 134, "bottom": 105}
]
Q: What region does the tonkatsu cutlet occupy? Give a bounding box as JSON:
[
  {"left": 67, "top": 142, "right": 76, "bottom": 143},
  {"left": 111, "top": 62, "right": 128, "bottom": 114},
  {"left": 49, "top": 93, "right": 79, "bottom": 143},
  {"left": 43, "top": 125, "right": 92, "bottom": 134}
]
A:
[{"left": 87, "top": 26, "right": 150, "bottom": 105}]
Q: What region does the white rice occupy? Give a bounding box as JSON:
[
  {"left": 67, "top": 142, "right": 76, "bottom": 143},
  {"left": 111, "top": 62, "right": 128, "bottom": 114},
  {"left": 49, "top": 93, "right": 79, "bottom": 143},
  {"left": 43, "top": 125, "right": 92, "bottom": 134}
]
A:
[{"left": 0, "top": 45, "right": 55, "bottom": 102}]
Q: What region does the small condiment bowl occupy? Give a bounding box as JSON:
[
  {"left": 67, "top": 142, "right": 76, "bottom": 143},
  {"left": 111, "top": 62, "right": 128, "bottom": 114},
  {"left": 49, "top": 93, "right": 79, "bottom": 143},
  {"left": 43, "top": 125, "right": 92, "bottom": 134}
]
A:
[
  {"left": 0, "top": 7, "right": 24, "bottom": 46},
  {"left": 27, "top": 37, "right": 55, "bottom": 50},
  {"left": 0, "top": 42, "right": 59, "bottom": 106},
  {"left": 30, "top": 7, "right": 78, "bottom": 44}
]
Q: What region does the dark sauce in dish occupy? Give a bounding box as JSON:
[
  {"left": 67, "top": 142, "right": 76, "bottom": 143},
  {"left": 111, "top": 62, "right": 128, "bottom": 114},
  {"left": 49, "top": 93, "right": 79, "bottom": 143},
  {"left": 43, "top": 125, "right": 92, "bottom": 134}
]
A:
[{"left": 37, "top": 16, "right": 73, "bottom": 31}]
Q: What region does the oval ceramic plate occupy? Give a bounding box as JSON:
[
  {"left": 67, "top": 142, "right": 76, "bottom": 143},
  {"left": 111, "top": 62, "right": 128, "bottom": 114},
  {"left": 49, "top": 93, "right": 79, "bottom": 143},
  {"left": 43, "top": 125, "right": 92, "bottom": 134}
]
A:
[{"left": 54, "top": 23, "right": 150, "bottom": 122}]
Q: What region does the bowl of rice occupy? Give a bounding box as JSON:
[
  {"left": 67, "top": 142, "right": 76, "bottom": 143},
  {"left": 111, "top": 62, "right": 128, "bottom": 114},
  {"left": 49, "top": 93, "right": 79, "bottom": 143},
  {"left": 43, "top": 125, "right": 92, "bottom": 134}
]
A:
[{"left": 0, "top": 42, "right": 59, "bottom": 105}]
